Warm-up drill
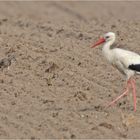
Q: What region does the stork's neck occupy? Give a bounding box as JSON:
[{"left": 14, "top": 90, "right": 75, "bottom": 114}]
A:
[{"left": 102, "top": 40, "right": 114, "bottom": 62}]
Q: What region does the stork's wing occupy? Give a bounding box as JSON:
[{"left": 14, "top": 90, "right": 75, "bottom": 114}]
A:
[{"left": 113, "top": 48, "right": 140, "bottom": 72}]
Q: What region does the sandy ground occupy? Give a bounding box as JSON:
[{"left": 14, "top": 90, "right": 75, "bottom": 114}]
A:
[{"left": 0, "top": 1, "right": 140, "bottom": 139}]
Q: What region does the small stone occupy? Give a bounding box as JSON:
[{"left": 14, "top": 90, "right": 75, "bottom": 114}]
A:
[
  {"left": 14, "top": 93, "right": 18, "bottom": 97},
  {"left": 11, "top": 101, "right": 16, "bottom": 105},
  {"left": 31, "top": 136, "right": 35, "bottom": 140},
  {"left": 42, "top": 99, "right": 54, "bottom": 104},
  {"left": 111, "top": 24, "right": 116, "bottom": 29},
  {"left": 78, "top": 33, "right": 83, "bottom": 37},
  {"left": 71, "top": 134, "right": 76, "bottom": 139},
  {"left": 61, "top": 127, "right": 68, "bottom": 131},
  {"left": 52, "top": 112, "right": 58, "bottom": 117},
  {"left": 91, "top": 126, "right": 98, "bottom": 130},
  {"left": 47, "top": 33, "right": 52, "bottom": 37},
  {"left": 2, "top": 18, "right": 8, "bottom": 22},
  {"left": 99, "top": 122, "right": 114, "bottom": 129},
  {"left": 0, "top": 79, "right": 4, "bottom": 83},
  {"left": 78, "top": 33, "right": 83, "bottom": 40},
  {"left": 17, "top": 114, "right": 23, "bottom": 119},
  {"left": 81, "top": 114, "right": 85, "bottom": 118},
  {"left": 56, "top": 28, "right": 64, "bottom": 34},
  {"left": 78, "top": 62, "right": 81, "bottom": 66}
]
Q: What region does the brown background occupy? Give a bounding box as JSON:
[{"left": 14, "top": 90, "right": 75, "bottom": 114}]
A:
[{"left": 0, "top": 1, "right": 140, "bottom": 139}]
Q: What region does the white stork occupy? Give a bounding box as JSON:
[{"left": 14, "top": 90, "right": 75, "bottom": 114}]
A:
[{"left": 91, "top": 32, "right": 140, "bottom": 112}]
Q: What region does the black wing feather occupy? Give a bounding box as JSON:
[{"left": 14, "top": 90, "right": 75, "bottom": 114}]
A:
[{"left": 129, "top": 64, "right": 140, "bottom": 72}]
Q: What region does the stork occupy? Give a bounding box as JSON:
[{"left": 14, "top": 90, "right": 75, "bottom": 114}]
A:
[{"left": 91, "top": 32, "right": 140, "bottom": 112}]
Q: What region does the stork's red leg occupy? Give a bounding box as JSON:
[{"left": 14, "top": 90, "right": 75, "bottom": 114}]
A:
[
  {"left": 107, "top": 80, "right": 131, "bottom": 107},
  {"left": 130, "top": 79, "right": 136, "bottom": 112}
]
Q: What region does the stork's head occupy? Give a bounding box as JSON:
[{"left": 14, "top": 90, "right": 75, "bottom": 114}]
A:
[{"left": 91, "top": 32, "right": 116, "bottom": 48}]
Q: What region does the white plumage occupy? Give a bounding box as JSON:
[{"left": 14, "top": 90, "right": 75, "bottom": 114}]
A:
[{"left": 92, "top": 32, "right": 140, "bottom": 111}]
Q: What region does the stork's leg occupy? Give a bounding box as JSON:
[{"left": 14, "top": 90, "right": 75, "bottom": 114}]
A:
[
  {"left": 130, "top": 79, "right": 136, "bottom": 112},
  {"left": 107, "top": 80, "right": 131, "bottom": 107}
]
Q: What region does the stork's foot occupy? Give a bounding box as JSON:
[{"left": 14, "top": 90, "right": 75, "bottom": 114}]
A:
[
  {"left": 106, "top": 78, "right": 137, "bottom": 111},
  {"left": 106, "top": 79, "right": 132, "bottom": 108},
  {"left": 106, "top": 88, "right": 129, "bottom": 107}
]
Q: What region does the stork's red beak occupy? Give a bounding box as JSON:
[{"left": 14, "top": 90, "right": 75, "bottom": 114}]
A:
[{"left": 91, "top": 38, "right": 105, "bottom": 48}]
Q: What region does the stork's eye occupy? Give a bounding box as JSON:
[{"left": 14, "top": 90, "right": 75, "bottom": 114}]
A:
[{"left": 106, "top": 36, "right": 109, "bottom": 39}]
